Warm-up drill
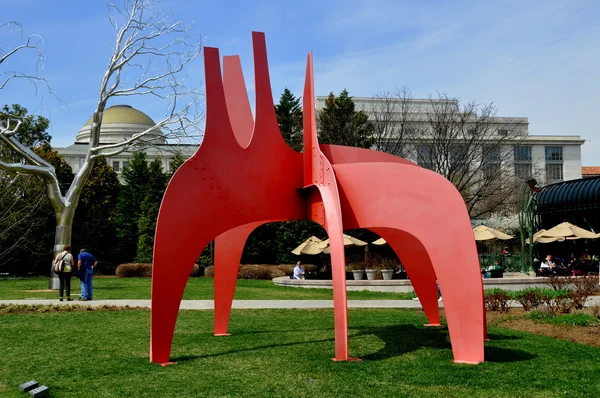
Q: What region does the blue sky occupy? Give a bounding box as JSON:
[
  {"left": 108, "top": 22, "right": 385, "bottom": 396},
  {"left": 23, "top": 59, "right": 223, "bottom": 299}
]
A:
[{"left": 2, "top": 0, "right": 599, "bottom": 164}]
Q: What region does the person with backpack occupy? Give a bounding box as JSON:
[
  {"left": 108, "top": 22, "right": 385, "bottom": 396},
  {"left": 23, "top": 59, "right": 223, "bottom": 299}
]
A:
[
  {"left": 53, "top": 245, "right": 74, "bottom": 301},
  {"left": 78, "top": 248, "right": 97, "bottom": 301}
]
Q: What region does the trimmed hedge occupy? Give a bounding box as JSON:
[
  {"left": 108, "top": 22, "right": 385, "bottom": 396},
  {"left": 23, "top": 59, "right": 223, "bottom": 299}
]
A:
[
  {"left": 115, "top": 263, "right": 203, "bottom": 278},
  {"left": 204, "top": 264, "right": 315, "bottom": 280}
]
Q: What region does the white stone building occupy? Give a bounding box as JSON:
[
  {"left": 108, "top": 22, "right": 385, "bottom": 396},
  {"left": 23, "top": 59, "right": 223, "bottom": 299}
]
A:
[
  {"left": 56, "top": 105, "right": 197, "bottom": 178},
  {"left": 57, "top": 100, "right": 584, "bottom": 187},
  {"left": 316, "top": 97, "right": 584, "bottom": 185}
]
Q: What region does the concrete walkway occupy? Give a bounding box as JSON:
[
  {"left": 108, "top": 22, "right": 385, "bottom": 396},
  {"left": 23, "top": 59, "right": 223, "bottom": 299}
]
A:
[{"left": 1, "top": 296, "right": 599, "bottom": 309}]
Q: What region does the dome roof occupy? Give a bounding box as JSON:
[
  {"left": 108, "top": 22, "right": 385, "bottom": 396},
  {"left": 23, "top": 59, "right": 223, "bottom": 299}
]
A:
[
  {"left": 76, "top": 105, "right": 166, "bottom": 145},
  {"left": 83, "top": 105, "right": 157, "bottom": 126}
]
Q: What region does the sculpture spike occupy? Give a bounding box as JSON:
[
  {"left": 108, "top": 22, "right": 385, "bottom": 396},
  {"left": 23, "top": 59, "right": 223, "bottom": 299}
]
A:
[
  {"left": 201, "top": 47, "right": 238, "bottom": 150},
  {"left": 223, "top": 55, "right": 254, "bottom": 148}
]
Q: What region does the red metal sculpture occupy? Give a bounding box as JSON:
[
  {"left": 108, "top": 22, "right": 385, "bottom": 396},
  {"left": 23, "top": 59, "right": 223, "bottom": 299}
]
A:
[{"left": 151, "top": 32, "right": 485, "bottom": 366}]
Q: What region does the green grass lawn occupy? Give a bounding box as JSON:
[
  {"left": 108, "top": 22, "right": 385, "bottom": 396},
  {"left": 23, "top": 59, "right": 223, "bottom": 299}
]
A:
[
  {"left": 0, "top": 277, "right": 414, "bottom": 300},
  {"left": 0, "top": 308, "right": 599, "bottom": 397}
]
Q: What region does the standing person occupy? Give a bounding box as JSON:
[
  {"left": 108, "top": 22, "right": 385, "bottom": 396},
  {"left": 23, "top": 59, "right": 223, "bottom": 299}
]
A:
[
  {"left": 78, "top": 249, "right": 97, "bottom": 301},
  {"left": 54, "top": 245, "right": 74, "bottom": 301},
  {"left": 293, "top": 261, "right": 305, "bottom": 280}
]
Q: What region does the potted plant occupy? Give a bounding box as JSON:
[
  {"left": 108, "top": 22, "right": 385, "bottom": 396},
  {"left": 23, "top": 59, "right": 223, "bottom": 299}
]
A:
[
  {"left": 380, "top": 258, "right": 397, "bottom": 280},
  {"left": 347, "top": 262, "right": 365, "bottom": 280},
  {"left": 364, "top": 253, "right": 381, "bottom": 280}
]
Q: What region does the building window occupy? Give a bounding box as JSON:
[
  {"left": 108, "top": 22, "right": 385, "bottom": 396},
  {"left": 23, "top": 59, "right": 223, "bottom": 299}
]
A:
[
  {"left": 545, "top": 146, "right": 562, "bottom": 161},
  {"left": 112, "top": 161, "right": 120, "bottom": 172},
  {"left": 482, "top": 145, "right": 501, "bottom": 179},
  {"left": 514, "top": 145, "right": 532, "bottom": 179},
  {"left": 497, "top": 129, "right": 508, "bottom": 136},
  {"left": 546, "top": 163, "right": 563, "bottom": 183},
  {"left": 545, "top": 146, "right": 563, "bottom": 183},
  {"left": 467, "top": 129, "right": 476, "bottom": 135},
  {"left": 417, "top": 145, "right": 434, "bottom": 170},
  {"left": 123, "top": 161, "right": 130, "bottom": 170}
]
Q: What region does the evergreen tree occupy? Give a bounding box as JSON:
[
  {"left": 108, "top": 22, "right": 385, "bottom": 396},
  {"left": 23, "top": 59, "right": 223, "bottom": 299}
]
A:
[
  {"left": 115, "top": 152, "right": 150, "bottom": 263},
  {"left": 136, "top": 159, "right": 168, "bottom": 263},
  {"left": 275, "top": 88, "right": 303, "bottom": 151},
  {"left": 317, "top": 89, "right": 374, "bottom": 149},
  {"left": 73, "top": 157, "right": 120, "bottom": 270},
  {"left": 168, "top": 151, "right": 187, "bottom": 177}
]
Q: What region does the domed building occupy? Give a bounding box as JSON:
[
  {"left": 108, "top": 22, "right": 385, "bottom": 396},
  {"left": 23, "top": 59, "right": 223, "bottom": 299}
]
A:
[{"left": 56, "top": 105, "right": 198, "bottom": 178}]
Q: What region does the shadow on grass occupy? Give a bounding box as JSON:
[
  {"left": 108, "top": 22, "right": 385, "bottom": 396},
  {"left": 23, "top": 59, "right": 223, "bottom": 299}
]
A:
[
  {"left": 171, "top": 336, "right": 336, "bottom": 363},
  {"left": 354, "top": 324, "right": 535, "bottom": 363},
  {"left": 484, "top": 346, "right": 537, "bottom": 362},
  {"left": 486, "top": 332, "right": 522, "bottom": 341},
  {"left": 356, "top": 324, "right": 451, "bottom": 361}
]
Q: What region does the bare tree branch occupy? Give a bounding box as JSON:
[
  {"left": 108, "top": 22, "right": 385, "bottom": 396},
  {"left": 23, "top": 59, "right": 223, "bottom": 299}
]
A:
[{"left": 370, "top": 89, "right": 528, "bottom": 217}]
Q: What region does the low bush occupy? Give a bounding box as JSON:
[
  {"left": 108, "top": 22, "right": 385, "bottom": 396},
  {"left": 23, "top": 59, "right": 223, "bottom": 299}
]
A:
[
  {"left": 545, "top": 275, "right": 572, "bottom": 291},
  {"left": 484, "top": 288, "right": 512, "bottom": 313},
  {"left": 571, "top": 276, "right": 599, "bottom": 309},
  {"left": 202, "top": 264, "right": 315, "bottom": 280},
  {"left": 514, "top": 288, "right": 544, "bottom": 311},
  {"left": 116, "top": 263, "right": 203, "bottom": 278},
  {"left": 115, "top": 263, "right": 152, "bottom": 278},
  {"left": 540, "top": 288, "right": 574, "bottom": 314},
  {"left": 0, "top": 304, "right": 141, "bottom": 314},
  {"left": 589, "top": 305, "right": 600, "bottom": 319}
]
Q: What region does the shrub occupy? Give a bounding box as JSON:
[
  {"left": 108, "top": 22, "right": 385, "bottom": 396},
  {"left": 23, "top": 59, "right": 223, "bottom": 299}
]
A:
[
  {"left": 238, "top": 265, "right": 270, "bottom": 279},
  {"left": 202, "top": 264, "right": 305, "bottom": 280},
  {"left": 380, "top": 258, "right": 399, "bottom": 270},
  {"left": 484, "top": 288, "right": 512, "bottom": 313},
  {"left": 514, "top": 288, "right": 544, "bottom": 311},
  {"left": 115, "top": 263, "right": 152, "bottom": 278},
  {"left": 570, "top": 276, "right": 599, "bottom": 309},
  {"left": 589, "top": 305, "right": 600, "bottom": 320},
  {"left": 540, "top": 288, "right": 574, "bottom": 314},
  {"left": 545, "top": 275, "right": 571, "bottom": 291},
  {"left": 267, "top": 268, "right": 287, "bottom": 279}
]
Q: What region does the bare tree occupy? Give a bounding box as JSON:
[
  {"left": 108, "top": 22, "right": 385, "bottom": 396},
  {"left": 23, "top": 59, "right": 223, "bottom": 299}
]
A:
[
  {"left": 0, "top": 0, "right": 202, "bottom": 287},
  {"left": 370, "top": 90, "right": 528, "bottom": 217}
]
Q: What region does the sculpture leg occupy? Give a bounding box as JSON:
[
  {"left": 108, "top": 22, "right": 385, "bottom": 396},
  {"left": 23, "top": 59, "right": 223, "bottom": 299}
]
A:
[
  {"left": 335, "top": 162, "right": 485, "bottom": 364},
  {"left": 373, "top": 228, "right": 441, "bottom": 326},
  {"left": 314, "top": 186, "right": 354, "bottom": 361},
  {"left": 214, "top": 223, "right": 263, "bottom": 336}
]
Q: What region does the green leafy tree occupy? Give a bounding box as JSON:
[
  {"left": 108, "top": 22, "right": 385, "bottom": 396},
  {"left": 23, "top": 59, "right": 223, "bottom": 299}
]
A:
[
  {"left": 72, "top": 157, "right": 120, "bottom": 269},
  {"left": 0, "top": 105, "right": 74, "bottom": 274},
  {"left": 275, "top": 88, "right": 303, "bottom": 151},
  {"left": 317, "top": 89, "right": 374, "bottom": 149},
  {"left": 115, "top": 152, "right": 150, "bottom": 263},
  {"left": 136, "top": 159, "right": 168, "bottom": 263},
  {"left": 0, "top": 105, "right": 50, "bottom": 153}
]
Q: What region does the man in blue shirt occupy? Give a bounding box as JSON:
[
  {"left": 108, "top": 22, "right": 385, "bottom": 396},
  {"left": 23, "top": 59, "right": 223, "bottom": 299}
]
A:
[{"left": 78, "top": 249, "right": 97, "bottom": 301}]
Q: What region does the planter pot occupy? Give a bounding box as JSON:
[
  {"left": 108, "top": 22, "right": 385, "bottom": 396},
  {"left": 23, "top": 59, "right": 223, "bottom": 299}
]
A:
[
  {"left": 365, "top": 269, "right": 377, "bottom": 280},
  {"left": 351, "top": 270, "right": 365, "bottom": 280},
  {"left": 381, "top": 269, "right": 394, "bottom": 280}
]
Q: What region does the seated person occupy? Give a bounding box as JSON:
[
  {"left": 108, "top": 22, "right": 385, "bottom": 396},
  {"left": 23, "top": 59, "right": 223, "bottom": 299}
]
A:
[{"left": 293, "top": 261, "right": 305, "bottom": 280}]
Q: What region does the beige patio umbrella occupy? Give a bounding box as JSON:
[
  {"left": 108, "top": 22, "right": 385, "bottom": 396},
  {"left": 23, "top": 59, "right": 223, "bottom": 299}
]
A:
[
  {"left": 526, "top": 222, "right": 600, "bottom": 244},
  {"left": 473, "top": 225, "right": 513, "bottom": 241},
  {"left": 291, "top": 236, "right": 326, "bottom": 255},
  {"left": 372, "top": 238, "right": 387, "bottom": 245},
  {"left": 318, "top": 234, "right": 368, "bottom": 254}
]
